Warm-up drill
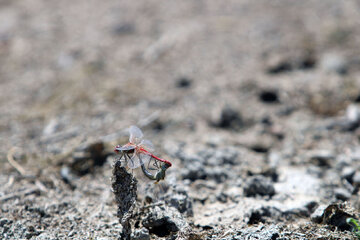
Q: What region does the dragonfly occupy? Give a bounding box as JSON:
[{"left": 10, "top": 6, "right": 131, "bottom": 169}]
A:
[{"left": 114, "top": 126, "right": 172, "bottom": 182}]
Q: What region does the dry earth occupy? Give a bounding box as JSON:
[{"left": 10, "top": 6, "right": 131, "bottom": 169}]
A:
[{"left": 1, "top": 0, "right": 360, "bottom": 239}]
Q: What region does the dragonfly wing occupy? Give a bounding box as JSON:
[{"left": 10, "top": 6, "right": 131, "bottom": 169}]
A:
[
  {"left": 140, "top": 139, "right": 154, "bottom": 152},
  {"left": 138, "top": 152, "right": 152, "bottom": 166},
  {"left": 129, "top": 125, "right": 143, "bottom": 144},
  {"left": 127, "top": 153, "right": 141, "bottom": 169}
]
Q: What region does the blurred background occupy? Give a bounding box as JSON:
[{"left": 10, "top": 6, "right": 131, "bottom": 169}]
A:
[
  {"left": 1, "top": 0, "right": 360, "bottom": 156},
  {"left": 1, "top": 0, "right": 360, "bottom": 238}
]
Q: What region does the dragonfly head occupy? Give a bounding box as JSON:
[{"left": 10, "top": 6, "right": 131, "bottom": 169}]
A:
[
  {"left": 114, "top": 144, "right": 136, "bottom": 153},
  {"left": 114, "top": 145, "right": 121, "bottom": 153}
]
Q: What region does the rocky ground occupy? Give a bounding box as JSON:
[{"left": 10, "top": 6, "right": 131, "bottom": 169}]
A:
[{"left": 1, "top": 0, "right": 360, "bottom": 239}]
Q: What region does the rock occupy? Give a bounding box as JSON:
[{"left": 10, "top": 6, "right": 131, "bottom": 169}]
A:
[
  {"left": 309, "top": 150, "right": 335, "bottom": 167},
  {"left": 265, "top": 53, "right": 316, "bottom": 74},
  {"left": 323, "top": 204, "right": 354, "bottom": 231},
  {"left": 265, "top": 55, "right": 292, "bottom": 74},
  {"left": 343, "top": 104, "right": 360, "bottom": 131},
  {"left": 258, "top": 90, "right": 279, "bottom": 104},
  {"left": 212, "top": 107, "right": 244, "bottom": 130},
  {"left": 311, "top": 203, "right": 355, "bottom": 231},
  {"left": 42, "top": 118, "right": 61, "bottom": 136},
  {"left": 311, "top": 204, "right": 327, "bottom": 223},
  {"left": 346, "top": 105, "right": 360, "bottom": 123},
  {"left": 176, "top": 77, "right": 192, "bottom": 88},
  {"left": 247, "top": 206, "right": 282, "bottom": 224},
  {"left": 168, "top": 193, "right": 193, "bottom": 217},
  {"left": 68, "top": 141, "right": 108, "bottom": 176},
  {"left": 320, "top": 53, "right": 348, "bottom": 75},
  {"left": 142, "top": 206, "right": 188, "bottom": 237},
  {"left": 334, "top": 188, "right": 351, "bottom": 201},
  {"left": 243, "top": 176, "right": 275, "bottom": 197},
  {"left": 353, "top": 172, "right": 360, "bottom": 185},
  {"left": 164, "top": 186, "right": 193, "bottom": 217},
  {"left": 341, "top": 167, "right": 356, "bottom": 183},
  {"left": 283, "top": 201, "right": 319, "bottom": 219},
  {"left": 112, "top": 161, "right": 138, "bottom": 240},
  {"left": 131, "top": 228, "right": 150, "bottom": 240}
]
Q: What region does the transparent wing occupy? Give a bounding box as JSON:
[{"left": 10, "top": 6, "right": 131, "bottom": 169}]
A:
[
  {"left": 129, "top": 125, "right": 143, "bottom": 145},
  {"left": 127, "top": 151, "right": 151, "bottom": 169},
  {"left": 140, "top": 139, "right": 154, "bottom": 152},
  {"left": 126, "top": 153, "right": 141, "bottom": 169}
]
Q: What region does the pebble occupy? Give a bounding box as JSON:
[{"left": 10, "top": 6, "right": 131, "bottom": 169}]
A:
[
  {"left": 334, "top": 188, "right": 351, "bottom": 201},
  {"left": 320, "top": 53, "right": 348, "bottom": 75},
  {"left": 243, "top": 176, "right": 275, "bottom": 197},
  {"left": 176, "top": 77, "right": 192, "bottom": 88},
  {"left": 166, "top": 190, "right": 193, "bottom": 217},
  {"left": 265, "top": 55, "right": 292, "bottom": 74},
  {"left": 310, "top": 205, "right": 326, "bottom": 223},
  {"left": 247, "top": 206, "right": 282, "bottom": 224},
  {"left": 212, "top": 107, "right": 244, "bottom": 130},
  {"left": 142, "top": 206, "right": 188, "bottom": 235},
  {"left": 341, "top": 167, "right": 356, "bottom": 183},
  {"left": 258, "top": 90, "right": 279, "bottom": 104},
  {"left": 309, "top": 150, "right": 335, "bottom": 167},
  {"left": 353, "top": 172, "right": 360, "bottom": 185},
  {"left": 343, "top": 104, "right": 360, "bottom": 131}
]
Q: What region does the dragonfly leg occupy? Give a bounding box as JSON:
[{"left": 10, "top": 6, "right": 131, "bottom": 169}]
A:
[{"left": 126, "top": 153, "right": 135, "bottom": 169}]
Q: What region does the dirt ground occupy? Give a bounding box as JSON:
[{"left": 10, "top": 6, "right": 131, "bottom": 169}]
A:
[{"left": 1, "top": 0, "right": 360, "bottom": 239}]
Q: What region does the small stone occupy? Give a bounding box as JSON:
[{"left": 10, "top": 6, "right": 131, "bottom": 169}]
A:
[
  {"left": 259, "top": 90, "right": 279, "bottom": 104},
  {"left": 342, "top": 104, "right": 360, "bottom": 131},
  {"left": 265, "top": 55, "right": 292, "bottom": 74},
  {"left": 42, "top": 118, "right": 60, "bottom": 136},
  {"left": 142, "top": 206, "right": 188, "bottom": 237},
  {"left": 309, "top": 150, "right": 335, "bottom": 167},
  {"left": 353, "top": 172, "right": 360, "bottom": 184},
  {"left": 341, "top": 167, "right": 356, "bottom": 183},
  {"left": 176, "top": 77, "right": 192, "bottom": 88},
  {"left": 322, "top": 204, "right": 354, "bottom": 231},
  {"left": 310, "top": 204, "right": 327, "bottom": 223},
  {"left": 334, "top": 188, "right": 351, "bottom": 201},
  {"left": 247, "top": 206, "right": 282, "bottom": 224},
  {"left": 212, "top": 107, "right": 244, "bottom": 130},
  {"left": 167, "top": 192, "right": 193, "bottom": 217},
  {"left": 243, "top": 176, "right": 275, "bottom": 197},
  {"left": 320, "top": 53, "right": 348, "bottom": 75}
]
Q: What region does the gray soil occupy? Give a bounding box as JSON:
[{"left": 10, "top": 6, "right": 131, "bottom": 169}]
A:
[{"left": 1, "top": 0, "right": 360, "bottom": 239}]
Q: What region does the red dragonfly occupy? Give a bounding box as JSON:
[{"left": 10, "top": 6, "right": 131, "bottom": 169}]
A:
[{"left": 114, "top": 126, "right": 172, "bottom": 182}]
